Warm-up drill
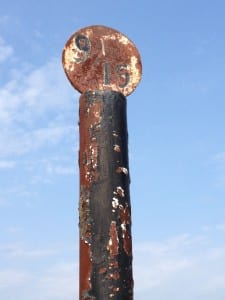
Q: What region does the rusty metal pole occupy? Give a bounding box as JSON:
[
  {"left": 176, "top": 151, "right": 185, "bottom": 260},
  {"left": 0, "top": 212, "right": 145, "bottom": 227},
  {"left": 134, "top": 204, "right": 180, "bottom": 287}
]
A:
[{"left": 62, "top": 25, "right": 142, "bottom": 299}]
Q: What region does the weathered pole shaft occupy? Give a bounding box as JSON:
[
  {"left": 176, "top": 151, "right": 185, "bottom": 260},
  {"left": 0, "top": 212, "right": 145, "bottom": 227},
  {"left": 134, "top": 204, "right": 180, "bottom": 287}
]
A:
[
  {"left": 62, "top": 24, "right": 142, "bottom": 299},
  {"left": 79, "top": 90, "right": 133, "bottom": 299}
]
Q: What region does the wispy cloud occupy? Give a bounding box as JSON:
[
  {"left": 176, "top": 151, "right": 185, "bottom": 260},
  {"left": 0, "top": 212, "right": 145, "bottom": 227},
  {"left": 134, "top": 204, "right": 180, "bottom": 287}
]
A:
[
  {"left": 0, "top": 160, "right": 16, "bottom": 169},
  {"left": 214, "top": 175, "right": 225, "bottom": 188},
  {"left": 0, "top": 227, "right": 225, "bottom": 299},
  {"left": 0, "top": 198, "right": 10, "bottom": 207},
  {"left": 47, "top": 165, "right": 75, "bottom": 175},
  {"left": 0, "top": 120, "right": 74, "bottom": 157},
  {"left": 0, "top": 55, "right": 78, "bottom": 159},
  {"left": 193, "top": 38, "right": 210, "bottom": 56},
  {"left": 0, "top": 262, "right": 77, "bottom": 300},
  {"left": 0, "top": 58, "right": 76, "bottom": 126},
  {"left": 211, "top": 151, "right": 225, "bottom": 188},
  {"left": 0, "top": 269, "right": 31, "bottom": 289},
  {"left": 35, "top": 262, "right": 78, "bottom": 300},
  {"left": 133, "top": 228, "right": 225, "bottom": 299},
  {"left": 216, "top": 223, "right": 225, "bottom": 231},
  {"left": 213, "top": 151, "right": 225, "bottom": 164},
  {"left": 0, "top": 15, "right": 10, "bottom": 26},
  {"left": 1, "top": 244, "right": 59, "bottom": 259},
  {"left": 0, "top": 37, "right": 13, "bottom": 63}
]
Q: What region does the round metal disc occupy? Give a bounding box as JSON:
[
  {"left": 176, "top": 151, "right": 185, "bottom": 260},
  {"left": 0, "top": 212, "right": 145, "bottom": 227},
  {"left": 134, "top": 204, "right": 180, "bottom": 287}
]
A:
[{"left": 62, "top": 25, "right": 142, "bottom": 96}]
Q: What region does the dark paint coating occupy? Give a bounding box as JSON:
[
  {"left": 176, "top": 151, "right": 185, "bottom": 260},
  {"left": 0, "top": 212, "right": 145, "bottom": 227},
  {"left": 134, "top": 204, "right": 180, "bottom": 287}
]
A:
[{"left": 79, "top": 91, "right": 133, "bottom": 299}]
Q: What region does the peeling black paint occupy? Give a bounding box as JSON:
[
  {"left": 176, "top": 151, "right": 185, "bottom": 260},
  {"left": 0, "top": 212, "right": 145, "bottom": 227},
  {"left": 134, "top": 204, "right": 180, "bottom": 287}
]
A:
[{"left": 79, "top": 91, "right": 133, "bottom": 299}]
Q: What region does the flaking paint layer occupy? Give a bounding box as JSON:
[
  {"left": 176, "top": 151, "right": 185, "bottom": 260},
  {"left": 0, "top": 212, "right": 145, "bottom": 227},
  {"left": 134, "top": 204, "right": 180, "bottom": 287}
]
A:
[
  {"left": 79, "top": 91, "right": 133, "bottom": 299},
  {"left": 62, "top": 25, "right": 142, "bottom": 96}
]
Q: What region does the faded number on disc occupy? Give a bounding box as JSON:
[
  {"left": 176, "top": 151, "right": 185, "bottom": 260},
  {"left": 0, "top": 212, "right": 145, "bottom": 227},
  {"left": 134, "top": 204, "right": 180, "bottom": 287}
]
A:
[{"left": 62, "top": 25, "right": 142, "bottom": 96}]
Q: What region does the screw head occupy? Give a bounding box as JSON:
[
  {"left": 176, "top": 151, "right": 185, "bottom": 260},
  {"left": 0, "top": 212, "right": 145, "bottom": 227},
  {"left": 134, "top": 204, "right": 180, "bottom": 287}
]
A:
[{"left": 62, "top": 25, "right": 142, "bottom": 96}]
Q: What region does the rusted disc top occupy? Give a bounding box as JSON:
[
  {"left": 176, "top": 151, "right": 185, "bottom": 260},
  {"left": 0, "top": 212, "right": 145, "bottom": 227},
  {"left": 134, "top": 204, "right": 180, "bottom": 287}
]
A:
[{"left": 62, "top": 25, "right": 142, "bottom": 96}]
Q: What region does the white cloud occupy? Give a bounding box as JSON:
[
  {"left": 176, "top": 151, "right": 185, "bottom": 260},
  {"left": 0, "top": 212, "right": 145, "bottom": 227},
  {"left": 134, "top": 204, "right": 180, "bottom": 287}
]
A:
[
  {"left": 134, "top": 235, "right": 194, "bottom": 293},
  {"left": 211, "top": 151, "right": 225, "bottom": 188},
  {"left": 214, "top": 175, "right": 225, "bottom": 188},
  {"left": 0, "top": 243, "right": 59, "bottom": 260},
  {"left": 133, "top": 229, "right": 225, "bottom": 299},
  {"left": 0, "top": 245, "right": 78, "bottom": 298},
  {"left": 0, "top": 55, "right": 78, "bottom": 158},
  {"left": 216, "top": 223, "right": 225, "bottom": 231},
  {"left": 0, "top": 57, "right": 77, "bottom": 126},
  {"left": 193, "top": 39, "right": 211, "bottom": 56},
  {"left": 0, "top": 37, "right": 13, "bottom": 63},
  {"left": 0, "top": 262, "right": 78, "bottom": 300},
  {"left": 33, "top": 29, "right": 44, "bottom": 39},
  {"left": 0, "top": 160, "right": 16, "bottom": 169},
  {"left": 0, "top": 124, "right": 73, "bottom": 157},
  {"left": 5, "top": 226, "right": 23, "bottom": 234},
  {"left": 0, "top": 198, "right": 10, "bottom": 207},
  {"left": 47, "top": 165, "right": 75, "bottom": 175},
  {"left": 0, "top": 269, "right": 31, "bottom": 289},
  {"left": 0, "top": 15, "right": 10, "bottom": 25},
  {"left": 35, "top": 262, "right": 78, "bottom": 300},
  {"left": 29, "top": 175, "right": 53, "bottom": 185},
  {"left": 0, "top": 228, "right": 225, "bottom": 299},
  {"left": 213, "top": 151, "right": 225, "bottom": 163}
]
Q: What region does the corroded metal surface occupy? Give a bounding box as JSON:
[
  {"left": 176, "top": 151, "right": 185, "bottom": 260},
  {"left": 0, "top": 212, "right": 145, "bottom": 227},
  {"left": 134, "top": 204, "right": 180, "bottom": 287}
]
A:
[
  {"left": 79, "top": 91, "right": 133, "bottom": 299},
  {"left": 62, "top": 25, "right": 142, "bottom": 96},
  {"left": 62, "top": 25, "right": 141, "bottom": 300}
]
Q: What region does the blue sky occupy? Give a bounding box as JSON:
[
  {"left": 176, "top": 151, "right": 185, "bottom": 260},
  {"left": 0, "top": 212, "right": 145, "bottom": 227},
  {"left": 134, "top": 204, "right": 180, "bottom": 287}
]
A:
[{"left": 0, "top": 0, "right": 225, "bottom": 299}]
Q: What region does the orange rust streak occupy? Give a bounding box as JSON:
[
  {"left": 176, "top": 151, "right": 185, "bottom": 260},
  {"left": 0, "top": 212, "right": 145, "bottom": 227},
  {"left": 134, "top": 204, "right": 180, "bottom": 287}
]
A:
[
  {"left": 106, "top": 271, "right": 120, "bottom": 280},
  {"left": 123, "top": 231, "right": 132, "bottom": 256},
  {"left": 120, "top": 204, "right": 130, "bottom": 225},
  {"left": 79, "top": 96, "right": 102, "bottom": 187},
  {"left": 120, "top": 204, "right": 132, "bottom": 256},
  {"left": 80, "top": 239, "right": 92, "bottom": 295},
  {"left": 108, "top": 221, "right": 119, "bottom": 258},
  {"left": 116, "top": 186, "right": 124, "bottom": 197},
  {"left": 99, "top": 267, "right": 107, "bottom": 274},
  {"left": 116, "top": 166, "right": 128, "bottom": 175}
]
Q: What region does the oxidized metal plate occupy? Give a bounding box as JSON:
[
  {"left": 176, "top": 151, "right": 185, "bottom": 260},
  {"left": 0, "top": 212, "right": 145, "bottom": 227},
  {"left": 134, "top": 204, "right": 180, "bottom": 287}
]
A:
[{"left": 62, "top": 25, "right": 142, "bottom": 96}]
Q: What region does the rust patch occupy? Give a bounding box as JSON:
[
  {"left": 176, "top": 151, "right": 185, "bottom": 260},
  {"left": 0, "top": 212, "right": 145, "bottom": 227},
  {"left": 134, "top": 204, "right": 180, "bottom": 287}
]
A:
[
  {"left": 62, "top": 25, "right": 142, "bottom": 96},
  {"left": 123, "top": 230, "right": 132, "bottom": 256},
  {"left": 116, "top": 166, "right": 129, "bottom": 175},
  {"left": 79, "top": 186, "right": 92, "bottom": 243},
  {"left": 113, "top": 144, "right": 121, "bottom": 152},
  {"left": 112, "top": 197, "right": 119, "bottom": 210},
  {"left": 112, "top": 131, "right": 119, "bottom": 138},
  {"left": 81, "top": 292, "right": 95, "bottom": 300},
  {"left": 106, "top": 221, "right": 121, "bottom": 293},
  {"left": 79, "top": 93, "right": 104, "bottom": 299},
  {"left": 99, "top": 267, "right": 107, "bottom": 275},
  {"left": 107, "top": 221, "right": 119, "bottom": 258},
  {"left": 116, "top": 186, "right": 125, "bottom": 197},
  {"left": 120, "top": 204, "right": 132, "bottom": 256},
  {"left": 120, "top": 203, "right": 130, "bottom": 225},
  {"left": 77, "top": 92, "right": 133, "bottom": 297},
  {"left": 109, "top": 260, "right": 119, "bottom": 269},
  {"left": 79, "top": 95, "right": 103, "bottom": 187},
  {"left": 108, "top": 271, "right": 120, "bottom": 280},
  {"left": 80, "top": 239, "right": 92, "bottom": 296}
]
